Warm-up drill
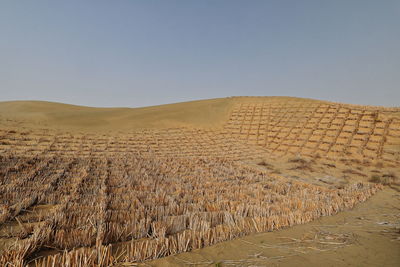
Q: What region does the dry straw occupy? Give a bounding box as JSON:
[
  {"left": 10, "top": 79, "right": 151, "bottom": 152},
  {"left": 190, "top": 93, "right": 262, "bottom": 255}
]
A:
[{"left": 0, "top": 154, "right": 381, "bottom": 266}]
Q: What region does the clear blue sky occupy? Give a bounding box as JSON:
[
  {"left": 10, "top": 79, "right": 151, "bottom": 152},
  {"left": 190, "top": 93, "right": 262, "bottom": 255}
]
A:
[{"left": 1, "top": 0, "right": 399, "bottom": 107}]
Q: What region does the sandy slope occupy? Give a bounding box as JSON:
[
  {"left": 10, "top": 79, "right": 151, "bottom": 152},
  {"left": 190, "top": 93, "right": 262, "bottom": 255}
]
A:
[
  {"left": 2, "top": 96, "right": 380, "bottom": 131},
  {"left": 0, "top": 97, "right": 236, "bottom": 131}
]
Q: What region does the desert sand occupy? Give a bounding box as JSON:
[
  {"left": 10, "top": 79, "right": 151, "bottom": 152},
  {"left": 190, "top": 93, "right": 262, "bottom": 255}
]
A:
[{"left": 0, "top": 96, "right": 399, "bottom": 266}]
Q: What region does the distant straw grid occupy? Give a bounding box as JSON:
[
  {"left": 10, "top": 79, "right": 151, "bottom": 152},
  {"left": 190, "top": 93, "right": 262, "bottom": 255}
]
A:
[
  {"left": 1, "top": 99, "right": 398, "bottom": 165},
  {"left": 224, "top": 99, "right": 400, "bottom": 163},
  {"left": 0, "top": 127, "right": 269, "bottom": 161},
  {"left": 0, "top": 154, "right": 381, "bottom": 266}
]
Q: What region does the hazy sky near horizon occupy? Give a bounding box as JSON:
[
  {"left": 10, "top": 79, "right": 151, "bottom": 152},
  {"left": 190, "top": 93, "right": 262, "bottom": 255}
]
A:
[{"left": 1, "top": 0, "right": 399, "bottom": 107}]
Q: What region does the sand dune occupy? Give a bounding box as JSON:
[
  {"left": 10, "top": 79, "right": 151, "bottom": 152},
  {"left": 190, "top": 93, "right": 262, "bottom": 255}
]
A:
[
  {"left": 0, "top": 96, "right": 399, "bottom": 266},
  {"left": 0, "top": 97, "right": 235, "bottom": 130}
]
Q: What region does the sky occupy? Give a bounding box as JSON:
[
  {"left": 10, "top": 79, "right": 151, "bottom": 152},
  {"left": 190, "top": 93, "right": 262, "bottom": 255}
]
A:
[{"left": 0, "top": 0, "right": 399, "bottom": 107}]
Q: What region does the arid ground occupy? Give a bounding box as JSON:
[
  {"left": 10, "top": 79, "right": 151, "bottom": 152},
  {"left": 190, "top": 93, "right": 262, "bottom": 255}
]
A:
[{"left": 0, "top": 96, "right": 399, "bottom": 266}]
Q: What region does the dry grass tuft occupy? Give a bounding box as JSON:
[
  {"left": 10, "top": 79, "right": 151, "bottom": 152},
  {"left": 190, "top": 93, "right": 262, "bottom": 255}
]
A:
[
  {"left": 257, "top": 160, "right": 274, "bottom": 169},
  {"left": 288, "top": 157, "right": 314, "bottom": 172},
  {"left": 369, "top": 172, "right": 399, "bottom": 186}
]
